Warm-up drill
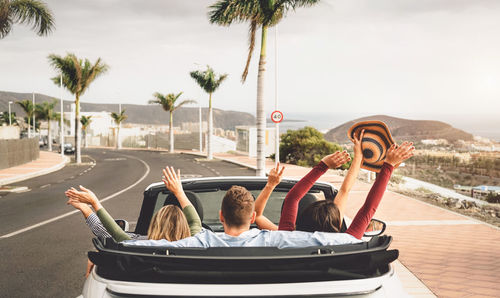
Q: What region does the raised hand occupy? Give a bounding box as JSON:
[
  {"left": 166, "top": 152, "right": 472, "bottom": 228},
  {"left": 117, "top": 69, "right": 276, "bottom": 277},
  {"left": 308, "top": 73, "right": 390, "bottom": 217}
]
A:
[
  {"left": 385, "top": 141, "right": 415, "bottom": 166},
  {"left": 162, "top": 166, "right": 184, "bottom": 196},
  {"left": 321, "top": 150, "right": 351, "bottom": 169},
  {"left": 64, "top": 185, "right": 99, "bottom": 205},
  {"left": 352, "top": 129, "right": 365, "bottom": 159},
  {"left": 267, "top": 163, "right": 285, "bottom": 187}
]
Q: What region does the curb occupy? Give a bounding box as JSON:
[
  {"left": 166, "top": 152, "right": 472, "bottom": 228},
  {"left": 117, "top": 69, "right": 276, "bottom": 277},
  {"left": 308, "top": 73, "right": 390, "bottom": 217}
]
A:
[{"left": 0, "top": 155, "right": 70, "bottom": 186}]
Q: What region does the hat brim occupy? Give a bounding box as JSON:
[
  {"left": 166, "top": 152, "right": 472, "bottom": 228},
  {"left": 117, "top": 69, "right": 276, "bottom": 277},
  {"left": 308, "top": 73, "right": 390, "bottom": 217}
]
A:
[{"left": 347, "top": 121, "right": 398, "bottom": 173}]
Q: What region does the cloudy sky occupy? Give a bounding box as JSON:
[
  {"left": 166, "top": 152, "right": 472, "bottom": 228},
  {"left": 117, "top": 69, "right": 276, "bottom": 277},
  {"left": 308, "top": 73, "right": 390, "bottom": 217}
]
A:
[{"left": 1, "top": 0, "right": 499, "bottom": 124}]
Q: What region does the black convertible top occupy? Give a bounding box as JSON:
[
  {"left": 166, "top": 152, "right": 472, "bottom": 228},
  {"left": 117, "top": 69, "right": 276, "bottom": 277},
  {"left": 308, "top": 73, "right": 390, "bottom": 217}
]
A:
[{"left": 89, "top": 236, "right": 398, "bottom": 284}]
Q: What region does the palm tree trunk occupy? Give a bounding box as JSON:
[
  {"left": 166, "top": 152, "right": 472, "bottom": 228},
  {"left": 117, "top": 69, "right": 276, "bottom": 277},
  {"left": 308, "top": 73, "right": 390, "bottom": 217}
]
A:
[
  {"left": 169, "top": 111, "right": 174, "bottom": 153},
  {"left": 83, "top": 129, "right": 87, "bottom": 148},
  {"left": 116, "top": 126, "right": 120, "bottom": 149},
  {"left": 27, "top": 116, "right": 31, "bottom": 138},
  {"left": 256, "top": 25, "right": 268, "bottom": 176},
  {"left": 48, "top": 119, "right": 52, "bottom": 151},
  {"left": 207, "top": 93, "right": 213, "bottom": 160},
  {"left": 75, "top": 96, "right": 82, "bottom": 163}
]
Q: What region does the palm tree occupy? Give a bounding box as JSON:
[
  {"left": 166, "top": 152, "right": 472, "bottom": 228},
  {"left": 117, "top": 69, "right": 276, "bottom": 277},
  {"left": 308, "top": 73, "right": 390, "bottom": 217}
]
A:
[
  {"left": 47, "top": 53, "right": 108, "bottom": 163},
  {"left": 0, "top": 111, "right": 17, "bottom": 125},
  {"left": 0, "top": 0, "right": 55, "bottom": 39},
  {"left": 209, "top": 0, "right": 319, "bottom": 175},
  {"left": 111, "top": 110, "right": 127, "bottom": 149},
  {"left": 149, "top": 92, "right": 196, "bottom": 153},
  {"left": 80, "top": 115, "right": 92, "bottom": 148},
  {"left": 35, "top": 99, "right": 58, "bottom": 151},
  {"left": 16, "top": 99, "right": 34, "bottom": 137},
  {"left": 190, "top": 66, "right": 227, "bottom": 159}
]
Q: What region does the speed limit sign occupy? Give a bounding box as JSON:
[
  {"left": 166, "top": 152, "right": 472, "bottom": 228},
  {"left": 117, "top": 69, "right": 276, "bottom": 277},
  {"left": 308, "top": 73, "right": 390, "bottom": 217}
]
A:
[{"left": 271, "top": 110, "right": 283, "bottom": 123}]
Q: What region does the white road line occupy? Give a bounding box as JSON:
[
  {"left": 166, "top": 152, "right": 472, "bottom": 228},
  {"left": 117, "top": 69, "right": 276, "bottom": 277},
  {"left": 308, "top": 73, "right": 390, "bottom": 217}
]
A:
[
  {"left": 387, "top": 220, "right": 480, "bottom": 226},
  {"left": 0, "top": 154, "right": 151, "bottom": 239},
  {"left": 40, "top": 184, "right": 51, "bottom": 189}
]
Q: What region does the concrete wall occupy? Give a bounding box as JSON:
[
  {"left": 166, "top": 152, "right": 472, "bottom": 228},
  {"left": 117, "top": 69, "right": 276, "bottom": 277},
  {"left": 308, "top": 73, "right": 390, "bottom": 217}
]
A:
[
  {"left": 0, "top": 125, "right": 20, "bottom": 140},
  {"left": 0, "top": 138, "right": 39, "bottom": 170}
]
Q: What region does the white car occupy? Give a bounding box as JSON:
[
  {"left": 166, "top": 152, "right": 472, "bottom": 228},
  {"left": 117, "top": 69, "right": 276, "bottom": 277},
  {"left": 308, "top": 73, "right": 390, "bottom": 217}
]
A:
[{"left": 80, "top": 177, "right": 407, "bottom": 297}]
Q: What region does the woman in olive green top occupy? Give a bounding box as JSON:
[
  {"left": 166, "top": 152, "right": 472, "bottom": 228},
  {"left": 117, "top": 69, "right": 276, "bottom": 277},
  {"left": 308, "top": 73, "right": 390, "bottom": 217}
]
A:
[{"left": 65, "top": 166, "right": 202, "bottom": 242}]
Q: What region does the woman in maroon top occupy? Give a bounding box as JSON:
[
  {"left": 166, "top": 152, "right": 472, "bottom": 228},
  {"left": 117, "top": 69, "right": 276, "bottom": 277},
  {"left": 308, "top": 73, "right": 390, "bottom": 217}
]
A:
[{"left": 255, "top": 131, "right": 414, "bottom": 240}]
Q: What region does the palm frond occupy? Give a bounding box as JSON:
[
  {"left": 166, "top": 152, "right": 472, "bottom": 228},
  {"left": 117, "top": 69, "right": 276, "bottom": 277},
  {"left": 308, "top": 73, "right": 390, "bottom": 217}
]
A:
[
  {"left": 241, "top": 19, "right": 257, "bottom": 82},
  {"left": 172, "top": 99, "right": 197, "bottom": 111},
  {"left": 111, "top": 109, "right": 127, "bottom": 124},
  {"left": 16, "top": 99, "right": 34, "bottom": 117},
  {"left": 208, "top": 0, "right": 260, "bottom": 26},
  {"left": 190, "top": 66, "right": 228, "bottom": 93},
  {"left": 9, "top": 0, "right": 55, "bottom": 36}
]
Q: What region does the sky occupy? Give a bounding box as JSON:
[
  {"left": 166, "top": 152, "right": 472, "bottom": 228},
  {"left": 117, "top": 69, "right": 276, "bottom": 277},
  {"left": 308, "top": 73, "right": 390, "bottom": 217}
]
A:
[{"left": 1, "top": 0, "right": 500, "bottom": 124}]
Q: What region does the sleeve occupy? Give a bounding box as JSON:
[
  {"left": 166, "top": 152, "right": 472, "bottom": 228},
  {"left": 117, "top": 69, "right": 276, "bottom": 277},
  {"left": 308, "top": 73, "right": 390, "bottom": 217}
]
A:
[
  {"left": 278, "top": 161, "right": 329, "bottom": 231},
  {"left": 96, "top": 208, "right": 132, "bottom": 242},
  {"left": 85, "top": 213, "right": 113, "bottom": 239},
  {"left": 346, "top": 162, "right": 394, "bottom": 239},
  {"left": 182, "top": 205, "right": 202, "bottom": 236}
]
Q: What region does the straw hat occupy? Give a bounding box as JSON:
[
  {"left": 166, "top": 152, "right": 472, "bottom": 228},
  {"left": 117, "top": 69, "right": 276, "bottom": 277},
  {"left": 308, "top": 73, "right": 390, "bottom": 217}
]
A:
[{"left": 347, "top": 121, "right": 398, "bottom": 172}]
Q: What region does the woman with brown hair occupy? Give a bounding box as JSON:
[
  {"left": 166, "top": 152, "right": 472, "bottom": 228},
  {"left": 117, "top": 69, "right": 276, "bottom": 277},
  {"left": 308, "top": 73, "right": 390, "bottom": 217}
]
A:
[{"left": 65, "top": 166, "right": 201, "bottom": 242}]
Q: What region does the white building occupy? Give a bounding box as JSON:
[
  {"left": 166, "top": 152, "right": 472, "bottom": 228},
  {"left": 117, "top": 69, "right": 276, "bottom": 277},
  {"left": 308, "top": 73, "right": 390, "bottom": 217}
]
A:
[{"left": 235, "top": 126, "right": 276, "bottom": 158}]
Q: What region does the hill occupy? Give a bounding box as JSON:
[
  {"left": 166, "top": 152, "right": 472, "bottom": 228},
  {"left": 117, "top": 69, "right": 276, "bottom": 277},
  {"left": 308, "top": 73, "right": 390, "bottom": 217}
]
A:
[
  {"left": 0, "top": 91, "right": 254, "bottom": 130},
  {"left": 324, "top": 115, "right": 474, "bottom": 143}
]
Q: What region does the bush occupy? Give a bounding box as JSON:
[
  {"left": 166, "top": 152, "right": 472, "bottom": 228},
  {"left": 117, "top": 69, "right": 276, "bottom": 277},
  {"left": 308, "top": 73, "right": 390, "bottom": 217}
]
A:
[
  {"left": 279, "top": 126, "right": 344, "bottom": 168},
  {"left": 486, "top": 193, "right": 500, "bottom": 204}
]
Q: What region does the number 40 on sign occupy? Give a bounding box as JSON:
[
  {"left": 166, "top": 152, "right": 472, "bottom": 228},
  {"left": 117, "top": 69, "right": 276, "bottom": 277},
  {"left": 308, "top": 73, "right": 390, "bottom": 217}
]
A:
[{"left": 271, "top": 110, "right": 283, "bottom": 123}]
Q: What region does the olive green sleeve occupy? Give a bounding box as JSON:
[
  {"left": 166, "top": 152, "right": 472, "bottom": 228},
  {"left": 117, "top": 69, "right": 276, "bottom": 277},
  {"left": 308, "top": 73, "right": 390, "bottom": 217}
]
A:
[
  {"left": 96, "top": 208, "right": 131, "bottom": 242},
  {"left": 182, "top": 205, "right": 202, "bottom": 236}
]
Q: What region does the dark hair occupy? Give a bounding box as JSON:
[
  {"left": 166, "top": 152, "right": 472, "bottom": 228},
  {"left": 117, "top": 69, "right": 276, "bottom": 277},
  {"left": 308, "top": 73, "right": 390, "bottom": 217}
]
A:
[
  {"left": 221, "top": 185, "right": 254, "bottom": 227},
  {"left": 296, "top": 200, "right": 341, "bottom": 233}
]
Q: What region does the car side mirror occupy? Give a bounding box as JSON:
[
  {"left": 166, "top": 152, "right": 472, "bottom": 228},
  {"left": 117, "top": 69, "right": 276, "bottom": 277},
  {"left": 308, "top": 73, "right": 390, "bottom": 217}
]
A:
[
  {"left": 115, "top": 219, "right": 129, "bottom": 232},
  {"left": 363, "top": 219, "right": 386, "bottom": 237}
]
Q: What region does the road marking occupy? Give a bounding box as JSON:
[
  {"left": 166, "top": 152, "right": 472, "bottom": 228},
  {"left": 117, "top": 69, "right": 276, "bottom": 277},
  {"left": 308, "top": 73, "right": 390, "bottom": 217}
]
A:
[
  {"left": 0, "top": 154, "right": 151, "bottom": 239},
  {"left": 40, "top": 184, "right": 51, "bottom": 189},
  {"left": 387, "top": 220, "right": 480, "bottom": 226}
]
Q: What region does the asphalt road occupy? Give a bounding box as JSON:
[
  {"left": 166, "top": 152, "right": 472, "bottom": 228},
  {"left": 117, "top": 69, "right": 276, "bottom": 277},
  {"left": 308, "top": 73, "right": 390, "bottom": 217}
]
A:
[{"left": 0, "top": 148, "right": 254, "bottom": 298}]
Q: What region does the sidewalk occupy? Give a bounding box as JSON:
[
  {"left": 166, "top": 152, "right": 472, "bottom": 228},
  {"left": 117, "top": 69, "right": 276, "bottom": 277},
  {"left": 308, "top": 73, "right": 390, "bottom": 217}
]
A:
[
  {"left": 209, "top": 152, "right": 500, "bottom": 298},
  {"left": 0, "top": 151, "right": 69, "bottom": 186}
]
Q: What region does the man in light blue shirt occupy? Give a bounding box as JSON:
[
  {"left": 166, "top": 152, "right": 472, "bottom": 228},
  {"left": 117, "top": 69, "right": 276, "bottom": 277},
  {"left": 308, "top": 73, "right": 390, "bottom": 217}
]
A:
[{"left": 123, "top": 185, "right": 361, "bottom": 248}]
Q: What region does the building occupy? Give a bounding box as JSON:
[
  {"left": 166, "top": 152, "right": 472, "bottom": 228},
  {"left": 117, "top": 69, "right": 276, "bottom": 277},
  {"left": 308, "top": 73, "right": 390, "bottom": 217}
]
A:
[{"left": 235, "top": 126, "right": 276, "bottom": 158}]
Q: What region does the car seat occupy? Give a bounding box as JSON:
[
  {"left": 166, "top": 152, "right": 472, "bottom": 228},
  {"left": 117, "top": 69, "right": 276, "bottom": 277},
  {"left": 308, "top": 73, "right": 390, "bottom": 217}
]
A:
[{"left": 164, "top": 191, "right": 204, "bottom": 221}]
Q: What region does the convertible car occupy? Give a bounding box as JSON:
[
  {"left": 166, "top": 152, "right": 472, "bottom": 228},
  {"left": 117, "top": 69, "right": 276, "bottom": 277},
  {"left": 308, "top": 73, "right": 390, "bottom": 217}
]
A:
[{"left": 79, "top": 177, "right": 407, "bottom": 297}]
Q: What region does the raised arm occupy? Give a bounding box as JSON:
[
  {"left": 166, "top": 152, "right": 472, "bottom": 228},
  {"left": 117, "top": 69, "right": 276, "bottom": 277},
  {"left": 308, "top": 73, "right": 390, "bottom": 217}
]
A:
[
  {"left": 278, "top": 150, "right": 351, "bottom": 231},
  {"left": 65, "top": 186, "right": 131, "bottom": 242},
  {"left": 162, "top": 166, "right": 202, "bottom": 235},
  {"left": 334, "top": 129, "right": 364, "bottom": 219},
  {"left": 346, "top": 142, "right": 414, "bottom": 239},
  {"left": 254, "top": 163, "right": 285, "bottom": 230},
  {"left": 65, "top": 197, "right": 113, "bottom": 239}
]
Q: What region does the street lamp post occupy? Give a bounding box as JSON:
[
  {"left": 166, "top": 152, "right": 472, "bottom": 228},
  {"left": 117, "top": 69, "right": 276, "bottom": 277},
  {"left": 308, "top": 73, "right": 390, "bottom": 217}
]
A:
[
  {"left": 32, "top": 92, "right": 35, "bottom": 138},
  {"left": 8, "top": 101, "right": 13, "bottom": 126},
  {"left": 60, "top": 74, "right": 64, "bottom": 157},
  {"left": 274, "top": 26, "right": 280, "bottom": 165}
]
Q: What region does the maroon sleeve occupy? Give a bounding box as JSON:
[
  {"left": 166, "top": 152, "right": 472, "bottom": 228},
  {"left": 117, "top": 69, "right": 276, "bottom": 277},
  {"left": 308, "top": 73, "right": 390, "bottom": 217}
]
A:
[
  {"left": 278, "top": 161, "right": 329, "bottom": 231},
  {"left": 346, "top": 163, "right": 394, "bottom": 239}
]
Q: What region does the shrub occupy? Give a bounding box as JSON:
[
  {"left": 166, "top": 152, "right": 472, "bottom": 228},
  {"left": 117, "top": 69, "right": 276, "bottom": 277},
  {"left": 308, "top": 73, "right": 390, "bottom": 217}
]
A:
[
  {"left": 486, "top": 193, "right": 500, "bottom": 204},
  {"left": 279, "top": 126, "right": 343, "bottom": 168}
]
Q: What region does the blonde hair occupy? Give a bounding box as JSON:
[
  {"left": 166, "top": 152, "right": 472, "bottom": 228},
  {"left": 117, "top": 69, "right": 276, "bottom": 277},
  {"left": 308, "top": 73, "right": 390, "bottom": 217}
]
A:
[{"left": 147, "top": 205, "right": 190, "bottom": 241}]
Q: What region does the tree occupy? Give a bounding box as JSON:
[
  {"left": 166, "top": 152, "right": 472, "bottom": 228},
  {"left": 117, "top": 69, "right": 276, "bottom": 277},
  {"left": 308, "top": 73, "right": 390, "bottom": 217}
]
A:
[
  {"left": 111, "top": 110, "right": 127, "bottom": 150},
  {"left": 190, "top": 66, "right": 227, "bottom": 159},
  {"left": 35, "top": 99, "right": 58, "bottom": 151},
  {"left": 16, "top": 99, "right": 34, "bottom": 137},
  {"left": 80, "top": 115, "right": 92, "bottom": 148},
  {"left": 209, "top": 0, "right": 319, "bottom": 175},
  {"left": 149, "top": 92, "right": 196, "bottom": 153},
  {"left": 48, "top": 53, "right": 108, "bottom": 163},
  {"left": 0, "top": 0, "right": 55, "bottom": 39},
  {"left": 279, "top": 126, "right": 343, "bottom": 167},
  {"left": 0, "top": 111, "right": 17, "bottom": 125}
]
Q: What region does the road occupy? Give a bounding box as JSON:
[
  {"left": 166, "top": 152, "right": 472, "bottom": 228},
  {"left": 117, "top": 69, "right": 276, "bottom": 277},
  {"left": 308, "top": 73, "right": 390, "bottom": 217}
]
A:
[{"left": 0, "top": 148, "right": 254, "bottom": 298}]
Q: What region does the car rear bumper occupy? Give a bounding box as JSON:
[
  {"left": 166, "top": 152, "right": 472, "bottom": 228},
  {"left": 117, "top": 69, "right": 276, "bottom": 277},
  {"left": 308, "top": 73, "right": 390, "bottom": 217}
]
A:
[{"left": 82, "top": 264, "right": 407, "bottom": 298}]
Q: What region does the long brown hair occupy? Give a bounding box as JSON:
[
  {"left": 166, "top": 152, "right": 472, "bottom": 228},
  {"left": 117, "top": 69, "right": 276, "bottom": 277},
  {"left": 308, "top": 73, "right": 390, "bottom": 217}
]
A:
[
  {"left": 296, "top": 200, "right": 342, "bottom": 233},
  {"left": 147, "top": 205, "right": 190, "bottom": 241}
]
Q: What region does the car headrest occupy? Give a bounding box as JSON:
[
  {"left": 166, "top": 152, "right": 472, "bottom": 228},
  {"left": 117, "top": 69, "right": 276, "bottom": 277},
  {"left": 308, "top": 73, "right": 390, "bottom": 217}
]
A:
[{"left": 164, "top": 191, "right": 204, "bottom": 221}]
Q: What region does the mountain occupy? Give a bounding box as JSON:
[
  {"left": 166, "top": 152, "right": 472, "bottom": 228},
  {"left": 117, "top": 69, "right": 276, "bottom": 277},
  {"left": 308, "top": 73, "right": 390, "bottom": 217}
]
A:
[
  {"left": 0, "top": 91, "right": 254, "bottom": 130},
  {"left": 324, "top": 115, "right": 474, "bottom": 143}
]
